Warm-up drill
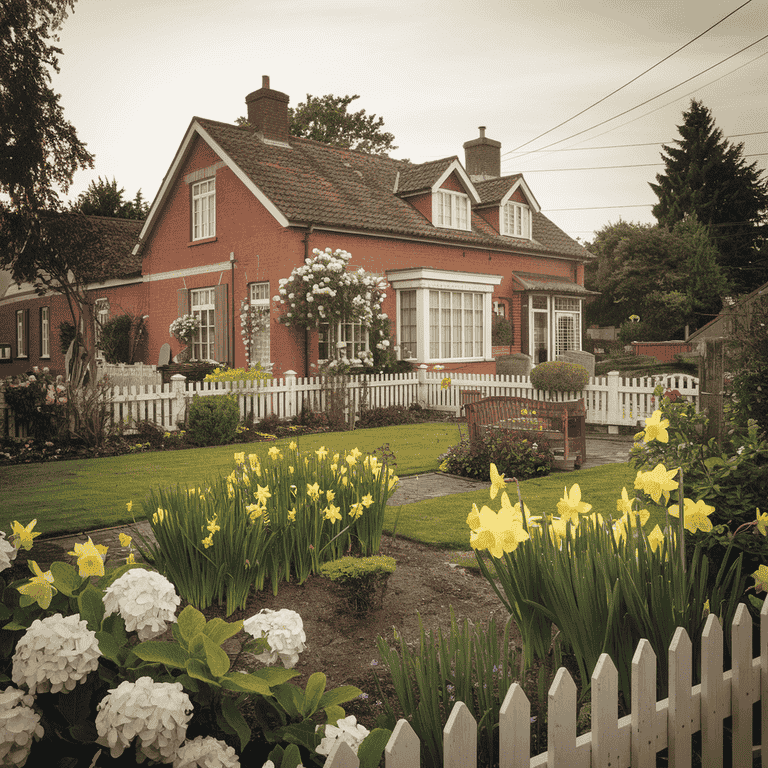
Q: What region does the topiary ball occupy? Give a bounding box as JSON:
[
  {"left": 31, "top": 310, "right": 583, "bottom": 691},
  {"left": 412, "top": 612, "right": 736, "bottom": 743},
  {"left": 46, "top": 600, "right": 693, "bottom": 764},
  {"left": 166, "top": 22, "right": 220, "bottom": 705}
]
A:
[{"left": 530, "top": 361, "right": 589, "bottom": 392}]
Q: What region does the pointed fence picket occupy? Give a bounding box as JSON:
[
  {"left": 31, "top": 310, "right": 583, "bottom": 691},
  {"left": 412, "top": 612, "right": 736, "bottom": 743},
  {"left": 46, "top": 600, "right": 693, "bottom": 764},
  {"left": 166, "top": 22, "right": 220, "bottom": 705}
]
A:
[{"left": 326, "top": 602, "right": 766, "bottom": 768}]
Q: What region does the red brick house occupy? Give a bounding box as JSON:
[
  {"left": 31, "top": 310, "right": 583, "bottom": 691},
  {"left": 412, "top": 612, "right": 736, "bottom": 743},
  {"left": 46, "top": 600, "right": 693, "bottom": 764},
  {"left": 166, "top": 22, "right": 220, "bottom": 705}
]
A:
[{"left": 1, "top": 77, "right": 593, "bottom": 379}]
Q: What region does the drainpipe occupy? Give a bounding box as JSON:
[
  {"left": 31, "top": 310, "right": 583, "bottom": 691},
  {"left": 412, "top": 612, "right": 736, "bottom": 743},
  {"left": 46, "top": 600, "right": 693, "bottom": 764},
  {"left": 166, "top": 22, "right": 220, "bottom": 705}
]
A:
[
  {"left": 303, "top": 225, "right": 314, "bottom": 378},
  {"left": 230, "top": 252, "right": 236, "bottom": 367}
]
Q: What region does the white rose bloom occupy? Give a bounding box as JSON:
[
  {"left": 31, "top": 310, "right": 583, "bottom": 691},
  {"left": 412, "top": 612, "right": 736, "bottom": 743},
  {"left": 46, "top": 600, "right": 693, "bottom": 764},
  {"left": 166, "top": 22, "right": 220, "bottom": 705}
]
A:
[
  {"left": 173, "top": 736, "right": 240, "bottom": 768},
  {"left": 96, "top": 677, "right": 193, "bottom": 763},
  {"left": 243, "top": 609, "right": 306, "bottom": 668},
  {"left": 315, "top": 715, "right": 370, "bottom": 758},
  {"left": 0, "top": 687, "right": 44, "bottom": 767},
  {"left": 0, "top": 533, "right": 18, "bottom": 573},
  {"left": 12, "top": 613, "right": 101, "bottom": 695},
  {"left": 103, "top": 569, "right": 181, "bottom": 641}
]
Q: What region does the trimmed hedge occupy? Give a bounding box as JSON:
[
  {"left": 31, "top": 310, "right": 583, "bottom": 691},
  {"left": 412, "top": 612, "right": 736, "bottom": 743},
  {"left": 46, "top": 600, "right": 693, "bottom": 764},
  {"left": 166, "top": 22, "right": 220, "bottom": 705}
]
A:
[{"left": 530, "top": 361, "right": 589, "bottom": 392}]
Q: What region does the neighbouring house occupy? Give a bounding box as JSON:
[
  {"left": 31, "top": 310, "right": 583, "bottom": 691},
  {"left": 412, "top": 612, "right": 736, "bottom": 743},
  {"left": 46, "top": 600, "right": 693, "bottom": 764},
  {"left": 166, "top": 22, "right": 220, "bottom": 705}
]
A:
[
  {"left": 0, "top": 216, "right": 144, "bottom": 378},
  {"left": 1, "top": 77, "right": 595, "bottom": 380}
]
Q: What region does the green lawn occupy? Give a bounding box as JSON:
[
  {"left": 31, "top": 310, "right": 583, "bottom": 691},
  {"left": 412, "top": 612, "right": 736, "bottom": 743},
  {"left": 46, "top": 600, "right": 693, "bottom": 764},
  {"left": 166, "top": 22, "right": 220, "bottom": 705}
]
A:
[{"left": 0, "top": 423, "right": 464, "bottom": 535}]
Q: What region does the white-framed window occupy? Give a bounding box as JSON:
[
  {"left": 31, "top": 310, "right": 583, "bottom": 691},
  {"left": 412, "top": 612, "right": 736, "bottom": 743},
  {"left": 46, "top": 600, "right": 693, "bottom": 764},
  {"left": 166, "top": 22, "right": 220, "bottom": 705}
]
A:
[
  {"left": 248, "top": 281, "right": 270, "bottom": 367},
  {"left": 389, "top": 268, "right": 501, "bottom": 364},
  {"left": 192, "top": 178, "right": 216, "bottom": 241},
  {"left": 501, "top": 202, "right": 531, "bottom": 239},
  {"left": 94, "top": 298, "right": 109, "bottom": 357},
  {"left": 16, "top": 310, "right": 27, "bottom": 357},
  {"left": 40, "top": 307, "right": 50, "bottom": 358},
  {"left": 434, "top": 189, "right": 471, "bottom": 231},
  {"left": 319, "top": 321, "right": 369, "bottom": 362},
  {"left": 528, "top": 294, "right": 582, "bottom": 363},
  {"left": 191, "top": 287, "right": 216, "bottom": 360}
]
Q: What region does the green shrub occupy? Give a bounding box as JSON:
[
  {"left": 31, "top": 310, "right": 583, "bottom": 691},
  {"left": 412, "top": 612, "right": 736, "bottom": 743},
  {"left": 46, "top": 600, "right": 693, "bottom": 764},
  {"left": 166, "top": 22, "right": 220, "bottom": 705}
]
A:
[
  {"left": 319, "top": 555, "right": 396, "bottom": 615},
  {"left": 491, "top": 315, "right": 514, "bottom": 346},
  {"left": 440, "top": 430, "right": 553, "bottom": 481},
  {"left": 357, "top": 404, "right": 424, "bottom": 428},
  {"left": 99, "top": 313, "right": 133, "bottom": 363},
  {"left": 187, "top": 394, "right": 241, "bottom": 446},
  {"left": 530, "top": 361, "right": 589, "bottom": 392}
]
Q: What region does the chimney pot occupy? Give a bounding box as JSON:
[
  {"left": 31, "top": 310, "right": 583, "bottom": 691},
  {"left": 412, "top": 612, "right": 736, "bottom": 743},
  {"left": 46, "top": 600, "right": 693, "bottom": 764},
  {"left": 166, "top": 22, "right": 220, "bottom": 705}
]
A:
[
  {"left": 479, "top": 126, "right": 486, "bottom": 138},
  {"left": 463, "top": 127, "right": 501, "bottom": 181},
  {"left": 245, "top": 76, "right": 290, "bottom": 143},
  {"left": 262, "top": 75, "right": 270, "bottom": 88}
]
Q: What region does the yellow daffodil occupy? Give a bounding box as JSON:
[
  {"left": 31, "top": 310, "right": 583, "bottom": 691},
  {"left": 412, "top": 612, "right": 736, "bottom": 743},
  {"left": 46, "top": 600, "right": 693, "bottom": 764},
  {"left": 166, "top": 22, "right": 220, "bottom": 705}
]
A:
[
  {"left": 153, "top": 508, "right": 167, "bottom": 524},
  {"left": 616, "top": 487, "right": 635, "bottom": 516},
  {"left": 324, "top": 504, "right": 342, "bottom": 524},
  {"left": 330, "top": 463, "right": 338, "bottom": 472},
  {"left": 634, "top": 464, "right": 679, "bottom": 504},
  {"left": 287, "top": 508, "right": 297, "bottom": 522},
  {"left": 617, "top": 506, "right": 650, "bottom": 531},
  {"left": 756, "top": 509, "right": 768, "bottom": 536},
  {"left": 333, "top": 453, "right": 340, "bottom": 463},
  {"left": 247, "top": 504, "right": 266, "bottom": 523},
  {"left": 248, "top": 454, "right": 261, "bottom": 474},
  {"left": 648, "top": 524, "right": 665, "bottom": 553},
  {"left": 268, "top": 446, "right": 282, "bottom": 461},
  {"left": 307, "top": 483, "right": 321, "bottom": 501},
  {"left": 69, "top": 538, "right": 108, "bottom": 578},
  {"left": 316, "top": 446, "right": 328, "bottom": 461},
  {"left": 388, "top": 474, "right": 399, "bottom": 492},
  {"left": 348, "top": 447, "right": 362, "bottom": 461},
  {"left": 753, "top": 564, "right": 768, "bottom": 592},
  {"left": 288, "top": 465, "right": 295, "bottom": 475},
  {"left": 126, "top": 501, "right": 133, "bottom": 513},
  {"left": 489, "top": 464, "right": 507, "bottom": 500},
  {"left": 234, "top": 452, "right": 246, "bottom": 465},
  {"left": 548, "top": 517, "right": 569, "bottom": 546},
  {"left": 289, "top": 440, "right": 297, "bottom": 451},
  {"left": 440, "top": 377, "right": 451, "bottom": 390},
  {"left": 668, "top": 498, "right": 714, "bottom": 533},
  {"left": 11, "top": 520, "right": 40, "bottom": 551},
  {"left": 361, "top": 493, "right": 374, "bottom": 508},
  {"left": 126, "top": 553, "right": 136, "bottom": 565},
  {"left": 17, "top": 561, "right": 56, "bottom": 609},
  {"left": 641, "top": 410, "right": 670, "bottom": 444},
  {"left": 467, "top": 501, "right": 530, "bottom": 558},
  {"left": 326, "top": 489, "right": 336, "bottom": 502},
  {"left": 119, "top": 533, "right": 132, "bottom": 548},
  {"left": 206, "top": 516, "right": 220, "bottom": 535},
  {"left": 345, "top": 454, "right": 357, "bottom": 466},
  {"left": 255, "top": 485, "right": 272, "bottom": 504},
  {"left": 556, "top": 485, "right": 591, "bottom": 526},
  {"left": 202, "top": 534, "right": 214, "bottom": 549},
  {"left": 350, "top": 503, "right": 364, "bottom": 520}
]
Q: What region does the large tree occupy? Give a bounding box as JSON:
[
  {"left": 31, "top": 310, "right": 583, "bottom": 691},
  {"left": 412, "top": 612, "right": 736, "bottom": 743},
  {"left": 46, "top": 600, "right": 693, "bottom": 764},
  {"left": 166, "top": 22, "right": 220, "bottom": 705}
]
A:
[
  {"left": 70, "top": 176, "right": 149, "bottom": 220},
  {"left": 650, "top": 99, "right": 768, "bottom": 294},
  {"left": 238, "top": 93, "right": 397, "bottom": 155},
  {"left": 585, "top": 217, "right": 729, "bottom": 340}
]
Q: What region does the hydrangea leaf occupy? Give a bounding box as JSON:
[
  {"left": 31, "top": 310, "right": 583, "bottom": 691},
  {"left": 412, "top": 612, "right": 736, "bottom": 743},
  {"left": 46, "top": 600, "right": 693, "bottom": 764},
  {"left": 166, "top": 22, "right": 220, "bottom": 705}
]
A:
[
  {"left": 133, "top": 640, "right": 189, "bottom": 669},
  {"left": 302, "top": 672, "right": 327, "bottom": 717},
  {"left": 198, "top": 633, "right": 230, "bottom": 678},
  {"left": 95, "top": 631, "right": 122, "bottom": 664},
  {"left": 176, "top": 604, "right": 206, "bottom": 645},
  {"left": 185, "top": 658, "right": 220, "bottom": 686},
  {"left": 202, "top": 617, "right": 244, "bottom": 647},
  {"left": 318, "top": 684, "right": 363, "bottom": 709},
  {"left": 220, "top": 671, "right": 273, "bottom": 695},
  {"left": 77, "top": 583, "right": 105, "bottom": 632},
  {"left": 50, "top": 561, "right": 83, "bottom": 597},
  {"left": 357, "top": 728, "right": 394, "bottom": 768},
  {"left": 250, "top": 667, "right": 299, "bottom": 686},
  {"left": 221, "top": 695, "right": 251, "bottom": 752}
]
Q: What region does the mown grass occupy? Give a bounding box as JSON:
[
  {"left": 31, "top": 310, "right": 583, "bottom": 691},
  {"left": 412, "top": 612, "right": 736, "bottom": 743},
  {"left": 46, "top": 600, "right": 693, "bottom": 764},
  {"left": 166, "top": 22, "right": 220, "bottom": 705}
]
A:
[{"left": 0, "top": 423, "right": 463, "bottom": 535}]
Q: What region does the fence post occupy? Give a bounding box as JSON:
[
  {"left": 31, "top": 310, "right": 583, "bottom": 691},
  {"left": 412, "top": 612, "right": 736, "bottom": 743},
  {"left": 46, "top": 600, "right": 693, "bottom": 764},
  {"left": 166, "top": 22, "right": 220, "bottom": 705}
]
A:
[
  {"left": 606, "top": 370, "right": 621, "bottom": 434},
  {"left": 699, "top": 338, "right": 725, "bottom": 445},
  {"left": 170, "top": 374, "right": 187, "bottom": 430},
  {"left": 417, "top": 364, "right": 428, "bottom": 407},
  {"left": 284, "top": 370, "right": 297, "bottom": 420}
]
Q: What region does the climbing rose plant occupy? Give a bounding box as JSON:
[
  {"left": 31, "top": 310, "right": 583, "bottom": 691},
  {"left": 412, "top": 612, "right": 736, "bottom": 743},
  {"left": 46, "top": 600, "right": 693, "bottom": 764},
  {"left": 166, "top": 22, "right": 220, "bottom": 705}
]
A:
[{"left": 272, "top": 247, "right": 390, "bottom": 355}]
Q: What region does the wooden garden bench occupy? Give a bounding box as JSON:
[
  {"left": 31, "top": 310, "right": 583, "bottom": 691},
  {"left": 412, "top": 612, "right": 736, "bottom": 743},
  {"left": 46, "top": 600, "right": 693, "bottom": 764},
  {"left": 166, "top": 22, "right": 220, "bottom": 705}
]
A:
[{"left": 463, "top": 395, "right": 587, "bottom": 469}]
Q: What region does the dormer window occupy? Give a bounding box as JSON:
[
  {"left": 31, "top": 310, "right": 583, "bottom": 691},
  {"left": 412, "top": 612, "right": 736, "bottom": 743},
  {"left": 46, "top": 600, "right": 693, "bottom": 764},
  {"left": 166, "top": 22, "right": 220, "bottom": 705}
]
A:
[
  {"left": 435, "top": 189, "right": 471, "bottom": 231},
  {"left": 502, "top": 201, "right": 531, "bottom": 239}
]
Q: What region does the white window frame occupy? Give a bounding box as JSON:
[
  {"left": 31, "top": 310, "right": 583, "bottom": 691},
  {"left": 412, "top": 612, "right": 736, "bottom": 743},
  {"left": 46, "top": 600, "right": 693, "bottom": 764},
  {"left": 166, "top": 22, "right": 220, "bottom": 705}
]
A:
[
  {"left": 94, "top": 298, "right": 109, "bottom": 358},
  {"left": 40, "top": 306, "right": 50, "bottom": 359},
  {"left": 501, "top": 201, "right": 531, "bottom": 239},
  {"left": 248, "top": 282, "right": 271, "bottom": 368},
  {"left": 433, "top": 189, "right": 471, "bottom": 231},
  {"left": 319, "top": 321, "right": 369, "bottom": 362},
  {"left": 389, "top": 268, "right": 501, "bottom": 364},
  {"left": 191, "top": 287, "right": 216, "bottom": 361},
  {"left": 192, "top": 178, "right": 216, "bottom": 241},
  {"left": 16, "top": 310, "right": 27, "bottom": 358},
  {"left": 528, "top": 294, "right": 583, "bottom": 363}
]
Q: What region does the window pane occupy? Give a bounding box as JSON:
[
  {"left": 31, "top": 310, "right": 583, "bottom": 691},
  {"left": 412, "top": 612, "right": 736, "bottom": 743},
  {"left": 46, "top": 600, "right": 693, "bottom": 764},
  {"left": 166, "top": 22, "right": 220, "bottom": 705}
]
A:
[
  {"left": 474, "top": 293, "right": 483, "bottom": 356},
  {"left": 429, "top": 291, "right": 439, "bottom": 358},
  {"left": 441, "top": 292, "right": 451, "bottom": 358},
  {"left": 400, "top": 290, "right": 417, "bottom": 359}
]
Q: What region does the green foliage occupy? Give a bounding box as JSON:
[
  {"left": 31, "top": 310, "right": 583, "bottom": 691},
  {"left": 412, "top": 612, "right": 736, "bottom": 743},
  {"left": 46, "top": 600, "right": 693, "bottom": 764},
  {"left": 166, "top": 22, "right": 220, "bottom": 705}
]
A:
[
  {"left": 357, "top": 404, "right": 431, "bottom": 428},
  {"left": 319, "top": 555, "right": 396, "bottom": 615},
  {"left": 491, "top": 315, "right": 514, "bottom": 346},
  {"left": 375, "top": 610, "right": 520, "bottom": 768},
  {"left": 188, "top": 394, "right": 241, "bottom": 446},
  {"left": 289, "top": 93, "right": 397, "bottom": 155},
  {"left": 440, "top": 431, "right": 554, "bottom": 481},
  {"left": 98, "top": 313, "right": 131, "bottom": 363},
  {"left": 530, "top": 361, "right": 589, "bottom": 392},
  {"left": 1, "top": 369, "right": 69, "bottom": 441},
  {"left": 204, "top": 364, "right": 273, "bottom": 383},
  {"left": 650, "top": 99, "right": 768, "bottom": 293},
  {"left": 726, "top": 293, "right": 768, "bottom": 437},
  {"left": 70, "top": 176, "right": 149, "bottom": 219}
]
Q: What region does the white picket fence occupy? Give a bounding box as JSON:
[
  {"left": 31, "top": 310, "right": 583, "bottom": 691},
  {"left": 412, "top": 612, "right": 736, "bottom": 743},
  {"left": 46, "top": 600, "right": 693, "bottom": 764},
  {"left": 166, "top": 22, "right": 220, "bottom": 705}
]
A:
[
  {"left": 1, "top": 367, "right": 698, "bottom": 438},
  {"left": 327, "top": 602, "right": 765, "bottom": 768}
]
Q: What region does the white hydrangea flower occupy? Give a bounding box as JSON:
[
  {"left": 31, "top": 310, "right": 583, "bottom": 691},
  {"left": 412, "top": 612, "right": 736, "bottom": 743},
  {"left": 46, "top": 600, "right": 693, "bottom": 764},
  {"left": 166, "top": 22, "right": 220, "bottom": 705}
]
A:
[
  {"left": 0, "top": 533, "right": 18, "bottom": 573},
  {"left": 96, "top": 677, "right": 193, "bottom": 763},
  {"left": 0, "top": 687, "right": 44, "bottom": 767},
  {"left": 243, "top": 609, "right": 306, "bottom": 668},
  {"left": 173, "top": 735, "right": 240, "bottom": 768},
  {"left": 315, "top": 715, "right": 370, "bottom": 758},
  {"left": 103, "top": 568, "right": 181, "bottom": 640},
  {"left": 12, "top": 613, "right": 101, "bottom": 695}
]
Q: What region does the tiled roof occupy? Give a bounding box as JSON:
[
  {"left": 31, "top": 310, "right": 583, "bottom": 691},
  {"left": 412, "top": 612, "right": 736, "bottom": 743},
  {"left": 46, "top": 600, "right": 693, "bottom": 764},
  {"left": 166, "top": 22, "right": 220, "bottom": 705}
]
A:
[
  {"left": 512, "top": 272, "right": 599, "bottom": 295},
  {"left": 83, "top": 216, "right": 144, "bottom": 281},
  {"left": 474, "top": 175, "right": 522, "bottom": 205},
  {"left": 195, "top": 117, "right": 591, "bottom": 261}
]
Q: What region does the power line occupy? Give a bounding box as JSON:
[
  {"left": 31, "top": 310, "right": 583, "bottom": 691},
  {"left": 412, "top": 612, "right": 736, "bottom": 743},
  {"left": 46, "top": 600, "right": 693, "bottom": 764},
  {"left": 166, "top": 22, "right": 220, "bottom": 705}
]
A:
[
  {"left": 504, "top": 0, "right": 754, "bottom": 155},
  {"left": 544, "top": 204, "right": 655, "bottom": 212},
  {"left": 503, "top": 32, "right": 768, "bottom": 160}
]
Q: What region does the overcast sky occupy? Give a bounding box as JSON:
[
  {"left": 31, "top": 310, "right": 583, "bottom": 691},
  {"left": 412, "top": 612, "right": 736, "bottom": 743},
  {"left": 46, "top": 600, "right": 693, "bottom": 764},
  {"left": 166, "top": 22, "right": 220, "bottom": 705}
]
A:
[{"left": 53, "top": 0, "right": 768, "bottom": 243}]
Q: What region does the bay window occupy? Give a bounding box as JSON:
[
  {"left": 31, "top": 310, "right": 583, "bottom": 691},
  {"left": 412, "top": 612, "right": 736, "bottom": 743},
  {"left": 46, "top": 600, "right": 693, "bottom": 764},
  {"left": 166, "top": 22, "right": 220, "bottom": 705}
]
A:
[
  {"left": 528, "top": 294, "right": 583, "bottom": 363},
  {"left": 319, "top": 321, "right": 369, "bottom": 362}
]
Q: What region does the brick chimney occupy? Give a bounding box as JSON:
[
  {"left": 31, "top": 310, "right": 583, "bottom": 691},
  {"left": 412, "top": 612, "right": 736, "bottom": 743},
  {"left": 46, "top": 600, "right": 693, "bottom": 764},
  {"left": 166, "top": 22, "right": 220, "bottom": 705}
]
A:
[
  {"left": 463, "top": 127, "right": 501, "bottom": 182},
  {"left": 245, "top": 76, "right": 290, "bottom": 143}
]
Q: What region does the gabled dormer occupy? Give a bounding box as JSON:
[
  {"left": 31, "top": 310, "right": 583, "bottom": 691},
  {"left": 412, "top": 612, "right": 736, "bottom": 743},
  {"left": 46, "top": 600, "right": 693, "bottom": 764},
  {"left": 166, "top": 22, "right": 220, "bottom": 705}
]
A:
[
  {"left": 395, "top": 157, "right": 480, "bottom": 232},
  {"left": 474, "top": 175, "right": 540, "bottom": 241}
]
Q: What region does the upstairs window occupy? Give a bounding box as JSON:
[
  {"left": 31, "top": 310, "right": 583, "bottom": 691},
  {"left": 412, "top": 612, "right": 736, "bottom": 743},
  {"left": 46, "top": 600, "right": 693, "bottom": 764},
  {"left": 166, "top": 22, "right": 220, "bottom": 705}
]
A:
[
  {"left": 40, "top": 307, "right": 50, "bottom": 358},
  {"left": 501, "top": 202, "right": 531, "bottom": 239},
  {"left": 192, "top": 178, "right": 216, "bottom": 240},
  {"left": 435, "top": 190, "right": 471, "bottom": 231}
]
